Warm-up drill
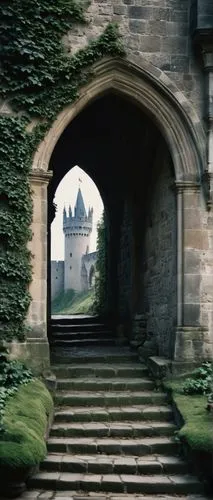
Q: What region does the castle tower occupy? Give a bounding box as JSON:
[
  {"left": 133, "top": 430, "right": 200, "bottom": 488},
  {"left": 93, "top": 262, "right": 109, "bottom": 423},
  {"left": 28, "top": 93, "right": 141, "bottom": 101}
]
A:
[{"left": 63, "top": 187, "right": 93, "bottom": 292}]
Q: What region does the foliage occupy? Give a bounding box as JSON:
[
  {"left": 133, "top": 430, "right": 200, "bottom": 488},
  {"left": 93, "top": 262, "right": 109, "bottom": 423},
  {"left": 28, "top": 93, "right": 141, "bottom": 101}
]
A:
[
  {"left": 52, "top": 288, "right": 95, "bottom": 315},
  {"left": 0, "top": 379, "right": 53, "bottom": 467},
  {"left": 0, "top": 0, "right": 125, "bottom": 340},
  {"left": 0, "top": 351, "right": 33, "bottom": 434},
  {"left": 0, "top": 115, "right": 33, "bottom": 340},
  {"left": 182, "top": 362, "right": 213, "bottom": 395},
  {"left": 93, "top": 213, "right": 107, "bottom": 316}
]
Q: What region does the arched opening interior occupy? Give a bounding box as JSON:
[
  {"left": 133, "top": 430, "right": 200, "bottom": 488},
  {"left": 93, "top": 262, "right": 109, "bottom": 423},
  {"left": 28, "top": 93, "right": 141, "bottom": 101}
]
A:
[
  {"left": 50, "top": 165, "right": 104, "bottom": 317},
  {"left": 48, "top": 91, "right": 177, "bottom": 358}
]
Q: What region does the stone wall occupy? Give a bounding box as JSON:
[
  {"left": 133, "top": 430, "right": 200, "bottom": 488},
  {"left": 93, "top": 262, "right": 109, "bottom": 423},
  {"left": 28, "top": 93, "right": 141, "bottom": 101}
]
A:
[
  {"left": 142, "top": 146, "right": 177, "bottom": 358},
  {"left": 65, "top": 0, "right": 204, "bottom": 120},
  {"left": 51, "top": 261, "right": 64, "bottom": 300}
]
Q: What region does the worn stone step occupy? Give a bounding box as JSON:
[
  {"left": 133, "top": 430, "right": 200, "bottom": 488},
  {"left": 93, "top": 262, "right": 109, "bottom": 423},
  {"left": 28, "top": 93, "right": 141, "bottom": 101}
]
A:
[
  {"left": 51, "top": 322, "right": 109, "bottom": 332},
  {"left": 28, "top": 472, "right": 203, "bottom": 494},
  {"left": 55, "top": 391, "right": 167, "bottom": 407},
  {"left": 56, "top": 377, "right": 155, "bottom": 391},
  {"left": 52, "top": 363, "right": 148, "bottom": 379},
  {"left": 26, "top": 494, "right": 208, "bottom": 500},
  {"left": 51, "top": 339, "right": 118, "bottom": 348},
  {"left": 51, "top": 331, "right": 113, "bottom": 341},
  {"left": 41, "top": 453, "right": 187, "bottom": 475},
  {"left": 51, "top": 352, "right": 139, "bottom": 364},
  {"left": 41, "top": 453, "right": 189, "bottom": 476},
  {"left": 50, "top": 421, "right": 175, "bottom": 438},
  {"left": 47, "top": 436, "right": 178, "bottom": 455},
  {"left": 54, "top": 405, "right": 173, "bottom": 423}
]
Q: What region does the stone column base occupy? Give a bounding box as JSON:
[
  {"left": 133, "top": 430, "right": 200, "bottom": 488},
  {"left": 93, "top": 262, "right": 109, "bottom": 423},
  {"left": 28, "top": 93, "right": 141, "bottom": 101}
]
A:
[
  {"left": 174, "top": 326, "right": 213, "bottom": 362},
  {"left": 7, "top": 338, "right": 50, "bottom": 374}
]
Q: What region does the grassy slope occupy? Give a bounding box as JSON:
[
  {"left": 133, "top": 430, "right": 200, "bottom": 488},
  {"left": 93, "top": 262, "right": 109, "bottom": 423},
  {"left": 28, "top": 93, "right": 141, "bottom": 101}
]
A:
[
  {"left": 164, "top": 378, "right": 213, "bottom": 452},
  {"left": 51, "top": 289, "right": 95, "bottom": 315},
  {"left": 0, "top": 379, "right": 53, "bottom": 467}
]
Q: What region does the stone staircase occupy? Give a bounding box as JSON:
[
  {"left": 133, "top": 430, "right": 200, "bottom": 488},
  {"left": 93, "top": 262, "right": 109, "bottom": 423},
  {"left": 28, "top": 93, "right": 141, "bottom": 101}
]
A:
[
  {"left": 50, "top": 316, "right": 116, "bottom": 349},
  {"left": 27, "top": 321, "right": 205, "bottom": 499}
]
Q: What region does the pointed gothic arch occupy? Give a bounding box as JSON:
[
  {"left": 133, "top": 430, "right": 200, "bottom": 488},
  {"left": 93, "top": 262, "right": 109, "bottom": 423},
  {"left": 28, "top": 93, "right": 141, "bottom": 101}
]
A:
[
  {"left": 32, "top": 56, "right": 205, "bottom": 182},
  {"left": 28, "top": 55, "right": 213, "bottom": 371}
]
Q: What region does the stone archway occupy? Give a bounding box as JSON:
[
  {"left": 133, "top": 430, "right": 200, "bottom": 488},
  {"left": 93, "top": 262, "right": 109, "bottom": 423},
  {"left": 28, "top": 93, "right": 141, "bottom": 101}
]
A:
[{"left": 27, "top": 56, "right": 213, "bottom": 371}]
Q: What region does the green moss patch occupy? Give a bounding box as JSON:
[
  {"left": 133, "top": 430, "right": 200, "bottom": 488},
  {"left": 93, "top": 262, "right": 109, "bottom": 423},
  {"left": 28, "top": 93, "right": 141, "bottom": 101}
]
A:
[
  {"left": 165, "top": 378, "right": 213, "bottom": 453},
  {"left": 0, "top": 379, "right": 53, "bottom": 468}
]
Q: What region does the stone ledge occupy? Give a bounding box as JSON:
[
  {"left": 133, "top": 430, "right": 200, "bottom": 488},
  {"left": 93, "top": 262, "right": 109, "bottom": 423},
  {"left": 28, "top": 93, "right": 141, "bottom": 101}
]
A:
[
  {"left": 147, "top": 356, "right": 172, "bottom": 382},
  {"left": 147, "top": 355, "right": 212, "bottom": 380}
]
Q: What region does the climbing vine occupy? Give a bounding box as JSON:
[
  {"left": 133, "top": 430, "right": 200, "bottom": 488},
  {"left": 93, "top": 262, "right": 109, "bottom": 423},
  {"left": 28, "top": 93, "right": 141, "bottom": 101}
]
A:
[
  {"left": 93, "top": 213, "right": 107, "bottom": 317},
  {"left": 0, "top": 0, "right": 125, "bottom": 341}
]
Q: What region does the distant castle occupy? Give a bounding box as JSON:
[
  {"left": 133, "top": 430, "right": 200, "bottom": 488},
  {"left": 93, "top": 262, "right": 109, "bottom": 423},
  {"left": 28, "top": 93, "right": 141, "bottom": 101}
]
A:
[{"left": 51, "top": 187, "right": 97, "bottom": 301}]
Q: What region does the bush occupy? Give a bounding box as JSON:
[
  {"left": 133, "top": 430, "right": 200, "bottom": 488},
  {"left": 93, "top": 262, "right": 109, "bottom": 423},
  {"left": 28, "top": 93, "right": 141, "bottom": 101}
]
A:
[
  {"left": 0, "top": 349, "right": 33, "bottom": 433},
  {"left": 182, "top": 362, "right": 213, "bottom": 395},
  {"left": 0, "top": 379, "right": 53, "bottom": 468}
]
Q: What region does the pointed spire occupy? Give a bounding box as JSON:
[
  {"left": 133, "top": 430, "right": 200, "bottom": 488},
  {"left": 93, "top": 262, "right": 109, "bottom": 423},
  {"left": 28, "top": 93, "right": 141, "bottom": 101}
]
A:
[
  {"left": 69, "top": 205, "right": 72, "bottom": 218},
  {"left": 63, "top": 206, "right": 67, "bottom": 223},
  {"left": 89, "top": 206, "right": 93, "bottom": 222},
  {"left": 74, "top": 187, "right": 87, "bottom": 218}
]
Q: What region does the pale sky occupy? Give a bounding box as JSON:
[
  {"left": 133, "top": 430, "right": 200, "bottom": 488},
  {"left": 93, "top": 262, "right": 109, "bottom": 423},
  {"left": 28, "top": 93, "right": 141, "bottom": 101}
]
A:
[{"left": 51, "top": 166, "right": 104, "bottom": 261}]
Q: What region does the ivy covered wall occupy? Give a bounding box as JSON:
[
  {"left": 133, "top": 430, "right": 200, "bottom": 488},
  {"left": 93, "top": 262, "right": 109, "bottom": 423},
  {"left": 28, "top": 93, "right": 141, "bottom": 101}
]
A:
[{"left": 0, "top": 0, "right": 124, "bottom": 341}]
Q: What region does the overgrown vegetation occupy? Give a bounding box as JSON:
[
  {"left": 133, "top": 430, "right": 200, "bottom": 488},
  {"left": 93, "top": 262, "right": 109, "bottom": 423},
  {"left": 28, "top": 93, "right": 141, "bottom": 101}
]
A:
[
  {"left": 0, "top": 345, "right": 33, "bottom": 433},
  {"left": 0, "top": 379, "right": 53, "bottom": 467},
  {"left": 182, "top": 362, "right": 212, "bottom": 395},
  {"left": 0, "top": 344, "right": 53, "bottom": 468},
  {"left": 52, "top": 288, "right": 95, "bottom": 315},
  {"left": 164, "top": 363, "right": 213, "bottom": 453},
  {"left": 0, "top": 0, "right": 124, "bottom": 340},
  {"left": 93, "top": 213, "right": 107, "bottom": 316}
]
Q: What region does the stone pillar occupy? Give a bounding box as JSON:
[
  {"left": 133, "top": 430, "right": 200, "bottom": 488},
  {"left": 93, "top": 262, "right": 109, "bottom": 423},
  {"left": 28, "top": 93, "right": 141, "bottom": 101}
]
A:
[
  {"left": 174, "top": 181, "right": 210, "bottom": 363},
  {"left": 202, "top": 50, "right": 213, "bottom": 209},
  {"left": 26, "top": 169, "right": 52, "bottom": 372}
]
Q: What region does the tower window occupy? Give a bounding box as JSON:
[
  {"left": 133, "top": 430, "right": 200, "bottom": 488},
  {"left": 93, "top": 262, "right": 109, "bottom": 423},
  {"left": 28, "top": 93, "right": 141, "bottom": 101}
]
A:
[
  {"left": 70, "top": 253, "right": 72, "bottom": 257},
  {"left": 70, "top": 266, "right": 72, "bottom": 269}
]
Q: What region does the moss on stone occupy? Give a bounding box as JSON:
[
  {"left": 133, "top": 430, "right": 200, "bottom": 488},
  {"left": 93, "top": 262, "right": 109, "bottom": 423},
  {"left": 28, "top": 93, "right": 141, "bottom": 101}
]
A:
[
  {"left": 0, "top": 379, "right": 53, "bottom": 468},
  {"left": 164, "top": 378, "right": 213, "bottom": 453}
]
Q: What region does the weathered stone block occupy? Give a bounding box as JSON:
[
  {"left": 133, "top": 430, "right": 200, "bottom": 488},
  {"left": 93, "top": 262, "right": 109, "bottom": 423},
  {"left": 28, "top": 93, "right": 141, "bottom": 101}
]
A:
[
  {"left": 129, "top": 20, "right": 147, "bottom": 34},
  {"left": 128, "top": 6, "right": 152, "bottom": 19},
  {"left": 183, "top": 303, "right": 200, "bottom": 326}
]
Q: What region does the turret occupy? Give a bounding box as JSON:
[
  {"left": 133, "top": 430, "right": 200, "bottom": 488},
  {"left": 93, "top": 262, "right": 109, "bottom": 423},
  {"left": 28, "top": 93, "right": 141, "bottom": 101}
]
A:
[
  {"left": 63, "top": 187, "right": 93, "bottom": 292},
  {"left": 63, "top": 206, "right": 67, "bottom": 225},
  {"left": 88, "top": 206, "right": 93, "bottom": 223}
]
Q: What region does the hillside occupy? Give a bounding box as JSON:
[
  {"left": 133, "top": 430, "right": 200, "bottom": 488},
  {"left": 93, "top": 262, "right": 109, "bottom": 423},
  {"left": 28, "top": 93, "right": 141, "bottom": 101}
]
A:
[{"left": 51, "top": 289, "right": 95, "bottom": 315}]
